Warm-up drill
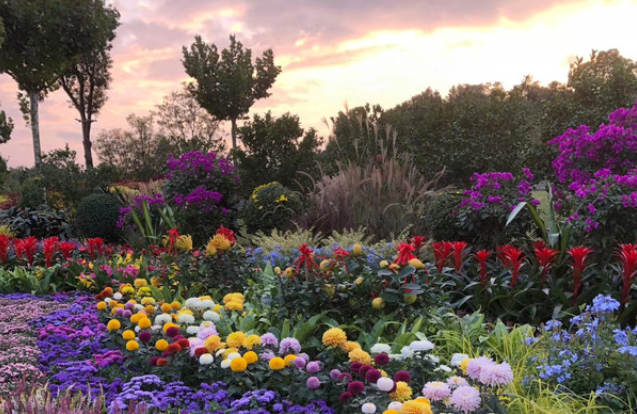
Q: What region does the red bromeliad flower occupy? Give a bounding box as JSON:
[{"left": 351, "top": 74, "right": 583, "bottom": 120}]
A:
[
  {"left": 617, "top": 244, "right": 637, "bottom": 306},
  {"left": 473, "top": 250, "right": 491, "bottom": 289},
  {"left": 394, "top": 242, "right": 416, "bottom": 266},
  {"left": 292, "top": 243, "right": 320, "bottom": 281},
  {"left": 451, "top": 241, "right": 469, "bottom": 271},
  {"left": 59, "top": 241, "right": 76, "bottom": 260},
  {"left": 43, "top": 237, "right": 59, "bottom": 267},
  {"left": 499, "top": 245, "right": 525, "bottom": 288},
  {"left": 0, "top": 235, "right": 10, "bottom": 265},
  {"left": 216, "top": 225, "right": 236, "bottom": 243},
  {"left": 165, "top": 228, "right": 180, "bottom": 254},
  {"left": 412, "top": 236, "right": 426, "bottom": 251},
  {"left": 433, "top": 241, "right": 453, "bottom": 273},
  {"left": 333, "top": 247, "right": 350, "bottom": 271},
  {"left": 13, "top": 237, "right": 38, "bottom": 265},
  {"left": 533, "top": 242, "right": 558, "bottom": 287},
  {"left": 567, "top": 246, "right": 594, "bottom": 305},
  {"left": 87, "top": 238, "right": 105, "bottom": 259}
]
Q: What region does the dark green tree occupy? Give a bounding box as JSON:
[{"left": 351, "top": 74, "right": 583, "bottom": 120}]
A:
[
  {"left": 182, "top": 35, "right": 282, "bottom": 153},
  {"left": 58, "top": 0, "right": 120, "bottom": 169},
  {"left": 236, "top": 111, "right": 322, "bottom": 192}
]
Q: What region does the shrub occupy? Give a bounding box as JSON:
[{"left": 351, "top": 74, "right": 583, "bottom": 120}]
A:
[
  {"left": 163, "top": 151, "right": 239, "bottom": 244},
  {"left": 75, "top": 193, "right": 122, "bottom": 241},
  {"left": 422, "top": 191, "right": 463, "bottom": 241},
  {"left": 18, "top": 178, "right": 45, "bottom": 209},
  {"left": 0, "top": 205, "right": 73, "bottom": 239},
  {"left": 242, "top": 182, "right": 302, "bottom": 234}
]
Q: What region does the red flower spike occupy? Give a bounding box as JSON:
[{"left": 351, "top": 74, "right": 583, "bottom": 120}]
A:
[
  {"left": 333, "top": 247, "right": 350, "bottom": 271},
  {"left": 59, "top": 242, "right": 76, "bottom": 260},
  {"left": 216, "top": 225, "right": 236, "bottom": 243},
  {"left": 473, "top": 250, "right": 491, "bottom": 289},
  {"left": 567, "top": 246, "right": 594, "bottom": 305},
  {"left": 433, "top": 241, "right": 453, "bottom": 273},
  {"left": 617, "top": 244, "right": 637, "bottom": 306},
  {"left": 394, "top": 242, "right": 416, "bottom": 266},
  {"left": 292, "top": 243, "right": 321, "bottom": 281},
  {"left": 533, "top": 244, "right": 558, "bottom": 287},
  {"left": 43, "top": 237, "right": 59, "bottom": 267},
  {"left": 451, "top": 241, "right": 469, "bottom": 271},
  {"left": 412, "top": 236, "right": 426, "bottom": 251},
  {"left": 87, "top": 238, "right": 105, "bottom": 259},
  {"left": 500, "top": 245, "right": 525, "bottom": 288},
  {"left": 165, "top": 227, "right": 180, "bottom": 255},
  {"left": 0, "top": 235, "right": 11, "bottom": 265}
]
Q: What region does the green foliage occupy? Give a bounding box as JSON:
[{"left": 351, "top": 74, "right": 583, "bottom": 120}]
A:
[
  {"left": 242, "top": 182, "right": 303, "bottom": 234},
  {"left": 236, "top": 111, "right": 322, "bottom": 193},
  {"left": 0, "top": 266, "right": 60, "bottom": 294},
  {"left": 422, "top": 191, "right": 463, "bottom": 241},
  {"left": 249, "top": 227, "right": 323, "bottom": 255},
  {"left": 17, "top": 177, "right": 44, "bottom": 209},
  {"left": 0, "top": 205, "right": 72, "bottom": 239},
  {"left": 75, "top": 193, "right": 122, "bottom": 241},
  {"left": 320, "top": 227, "right": 374, "bottom": 249},
  {"left": 182, "top": 34, "right": 282, "bottom": 151}
]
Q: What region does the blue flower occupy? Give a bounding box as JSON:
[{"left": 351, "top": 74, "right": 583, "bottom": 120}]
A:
[
  {"left": 545, "top": 320, "right": 562, "bottom": 331},
  {"left": 618, "top": 346, "right": 637, "bottom": 356},
  {"left": 589, "top": 295, "right": 620, "bottom": 314},
  {"left": 613, "top": 329, "right": 629, "bottom": 346}
]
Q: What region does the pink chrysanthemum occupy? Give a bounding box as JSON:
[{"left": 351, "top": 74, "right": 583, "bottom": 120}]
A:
[
  {"left": 422, "top": 381, "right": 451, "bottom": 401},
  {"left": 478, "top": 362, "right": 514, "bottom": 386},
  {"left": 465, "top": 356, "right": 495, "bottom": 380},
  {"left": 447, "top": 376, "right": 469, "bottom": 388},
  {"left": 450, "top": 385, "right": 482, "bottom": 413}
]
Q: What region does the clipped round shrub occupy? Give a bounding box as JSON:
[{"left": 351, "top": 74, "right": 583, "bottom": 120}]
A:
[
  {"left": 75, "top": 193, "right": 122, "bottom": 241},
  {"left": 243, "top": 182, "right": 303, "bottom": 234}
]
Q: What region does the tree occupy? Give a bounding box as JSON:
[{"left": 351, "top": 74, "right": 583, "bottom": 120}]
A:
[
  {"left": 0, "top": 17, "right": 12, "bottom": 145},
  {"left": 236, "top": 111, "right": 322, "bottom": 192},
  {"left": 58, "top": 0, "right": 120, "bottom": 169},
  {"left": 153, "top": 87, "right": 225, "bottom": 154},
  {"left": 182, "top": 35, "right": 282, "bottom": 154},
  {"left": 0, "top": 0, "right": 108, "bottom": 167},
  {"left": 95, "top": 114, "right": 172, "bottom": 180}
]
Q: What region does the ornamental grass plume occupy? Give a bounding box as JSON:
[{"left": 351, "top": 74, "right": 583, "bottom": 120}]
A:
[
  {"left": 567, "top": 246, "right": 594, "bottom": 305},
  {"left": 617, "top": 243, "right": 637, "bottom": 306}
]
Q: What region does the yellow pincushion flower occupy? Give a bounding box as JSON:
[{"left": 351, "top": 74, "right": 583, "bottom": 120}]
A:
[
  {"left": 398, "top": 400, "right": 432, "bottom": 414},
  {"left": 107, "top": 320, "right": 121, "bottom": 331},
  {"left": 126, "top": 340, "right": 139, "bottom": 352},
  {"left": 322, "top": 328, "right": 347, "bottom": 347},
  {"left": 110, "top": 307, "right": 119, "bottom": 316},
  {"left": 352, "top": 243, "right": 363, "bottom": 256},
  {"left": 171, "top": 301, "right": 181, "bottom": 310},
  {"left": 348, "top": 348, "right": 372, "bottom": 365},
  {"left": 460, "top": 358, "right": 471, "bottom": 374},
  {"left": 230, "top": 357, "right": 248, "bottom": 372},
  {"left": 225, "top": 301, "right": 244, "bottom": 312},
  {"left": 155, "top": 339, "right": 169, "bottom": 351},
  {"left": 134, "top": 279, "right": 148, "bottom": 289},
  {"left": 122, "top": 330, "right": 136, "bottom": 340},
  {"left": 141, "top": 297, "right": 155, "bottom": 306},
  {"left": 130, "top": 313, "right": 143, "bottom": 324},
  {"left": 244, "top": 351, "right": 258, "bottom": 364},
  {"left": 390, "top": 382, "right": 412, "bottom": 402},
  {"left": 414, "top": 398, "right": 431, "bottom": 406},
  {"left": 204, "top": 335, "right": 224, "bottom": 352},
  {"left": 161, "top": 303, "right": 172, "bottom": 313},
  {"left": 151, "top": 278, "right": 161, "bottom": 287},
  {"left": 138, "top": 317, "right": 152, "bottom": 329},
  {"left": 122, "top": 286, "right": 135, "bottom": 295},
  {"left": 199, "top": 295, "right": 213, "bottom": 301},
  {"left": 284, "top": 354, "right": 297, "bottom": 366},
  {"left": 223, "top": 293, "right": 245, "bottom": 304},
  {"left": 226, "top": 332, "right": 247, "bottom": 348},
  {"left": 97, "top": 301, "right": 107, "bottom": 311},
  {"left": 109, "top": 300, "right": 119, "bottom": 308},
  {"left": 144, "top": 305, "right": 155, "bottom": 314},
  {"left": 382, "top": 411, "right": 399, "bottom": 414},
  {"left": 269, "top": 357, "right": 285, "bottom": 370},
  {"left": 341, "top": 341, "right": 361, "bottom": 353},
  {"left": 242, "top": 334, "right": 261, "bottom": 349}
]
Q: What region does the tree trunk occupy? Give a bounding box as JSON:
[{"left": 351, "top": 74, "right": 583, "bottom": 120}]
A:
[
  {"left": 230, "top": 117, "right": 238, "bottom": 154},
  {"left": 82, "top": 119, "right": 94, "bottom": 169},
  {"left": 29, "top": 91, "right": 42, "bottom": 168}
]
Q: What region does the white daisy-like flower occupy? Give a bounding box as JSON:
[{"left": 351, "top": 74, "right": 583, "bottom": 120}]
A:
[
  {"left": 220, "top": 359, "right": 231, "bottom": 369},
  {"left": 400, "top": 346, "right": 414, "bottom": 359},
  {"left": 186, "top": 326, "right": 200, "bottom": 335},
  {"left": 409, "top": 340, "right": 434, "bottom": 352},
  {"left": 113, "top": 292, "right": 123, "bottom": 301},
  {"left": 450, "top": 353, "right": 470, "bottom": 367},
  {"left": 177, "top": 314, "right": 195, "bottom": 324},
  {"left": 203, "top": 311, "right": 220, "bottom": 322},
  {"left": 435, "top": 364, "right": 452, "bottom": 373},
  {"left": 370, "top": 343, "right": 392, "bottom": 354},
  {"left": 427, "top": 355, "right": 441, "bottom": 364},
  {"left": 191, "top": 300, "right": 206, "bottom": 311}
]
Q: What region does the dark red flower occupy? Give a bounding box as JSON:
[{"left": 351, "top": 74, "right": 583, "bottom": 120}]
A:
[
  {"left": 166, "top": 327, "right": 180, "bottom": 338},
  {"left": 347, "top": 381, "right": 365, "bottom": 395},
  {"left": 473, "top": 250, "right": 492, "bottom": 289},
  {"left": 0, "top": 235, "right": 11, "bottom": 265},
  {"left": 166, "top": 343, "right": 182, "bottom": 354},
  {"left": 374, "top": 353, "right": 390, "bottom": 366},
  {"left": 433, "top": 241, "right": 453, "bottom": 272},
  {"left": 365, "top": 369, "right": 382, "bottom": 384},
  {"left": 337, "top": 372, "right": 352, "bottom": 382},
  {"left": 349, "top": 362, "right": 362, "bottom": 373},
  {"left": 394, "top": 370, "right": 412, "bottom": 383},
  {"left": 138, "top": 331, "right": 152, "bottom": 343},
  {"left": 533, "top": 242, "right": 558, "bottom": 287},
  {"left": 339, "top": 392, "right": 353, "bottom": 403},
  {"left": 149, "top": 357, "right": 159, "bottom": 366},
  {"left": 567, "top": 246, "right": 594, "bottom": 305},
  {"left": 358, "top": 365, "right": 373, "bottom": 377},
  {"left": 177, "top": 338, "right": 190, "bottom": 349},
  {"left": 617, "top": 244, "right": 637, "bottom": 306},
  {"left": 194, "top": 348, "right": 208, "bottom": 357},
  {"left": 156, "top": 358, "right": 169, "bottom": 366}
]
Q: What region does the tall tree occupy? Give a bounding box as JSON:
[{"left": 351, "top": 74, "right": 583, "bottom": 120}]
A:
[
  {"left": 0, "top": 17, "right": 12, "bottom": 145},
  {"left": 0, "top": 0, "right": 106, "bottom": 167},
  {"left": 153, "top": 87, "right": 225, "bottom": 154},
  {"left": 182, "top": 35, "right": 281, "bottom": 154},
  {"left": 58, "top": 0, "right": 120, "bottom": 169}
]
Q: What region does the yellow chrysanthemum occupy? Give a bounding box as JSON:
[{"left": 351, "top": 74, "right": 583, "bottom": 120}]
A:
[
  {"left": 269, "top": 357, "right": 285, "bottom": 370},
  {"left": 322, "top": 328, "right": 347, "bottom": 347},
  {"left": 134, "top": 279, "right": 148, "bottom": 288},
  {"left": 97, "top": 301, "right": 107, "bottom": 311},
  {"left": 230, "top": 357, "right": 248, "bottom": 372},
  {"left": 222, "top": 348, "right": 239, "bottom": 359},
  {"left": 383, "top": 411, "right": 399, "bottom": 414},
  {"left": 226, "top": 332, "right": 247, "bottom": 348},
  {"left": 144, "top": 305, "right": 155, "bottom": 314},
  {"left": 151, "top": 277, "right": 161, "bottom": 287},
  {"left": 171, "top": 301, "right": 181, "bottom": 310},
  {"left": 225, "top": 301, "right": 244, "bottom": 312},
  {"left": 348, "top": 348, "right": 372, "bottom": 365},
  {"left": 155, "top": 339, "right": 169, "bottom": 351},
  {"left": 204, "top": 335, "right": 224, "bottom": 352},
  {"left": 223, "top": 293, "right": 245, "bottom": 304},
  {"left": 107, "top": 320, "right": 121, "bottom": 331},
  {"left": 138, "top": 317, "right": 152, "bottom": 329},
  {"left": 242, "top": 334, "right": 261, "bottom": 349},
  {"left": 161, "top": 303, "right": 172, "bottom": 313},
  {"left": 390, "top": 382, "right": 412, "bottom": 402},
  {"left": 130, "top": 313, "right": 144, "bottom": 324},
  {"left": 460, "top": 358, "right": 471, "bottom": 374},
  {"left": 398, "top": 400, "right": 432, "bottom": 414},
  {"left": 414, "top": 398, "right": 431, "bottom": 406},
  {"left": 244, "top": 351, "right": 258, "bottom": 364},
  {"left": 141, "top": 297, "right": 155, "bottom": 306},
  {"left": 122, "top": 330, "right": 136, "bottom": 340},
  {"left": 341, "top": 341, "right": 361, "bottom": 353},
  {"left": 284, "top": 354, "right": 297, "bottom": 366},
  {"left": 126, "top": 340, "right": 140, "bottom": 352},
  {"left": 109, "top": 300, "right": 119, "bottom": 308}
]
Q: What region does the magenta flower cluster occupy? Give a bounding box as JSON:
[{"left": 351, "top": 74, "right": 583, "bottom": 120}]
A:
[
  {"left": 459, "top": 170, "right": 539, "bottom": 211},
  {"left": 166, "top": 151, "right": 237, "bottom": 180},
  {"left": 117, "top": 193, "right": 165, "bottom": 229},
  {"left": 173, "top": 185, "right": 223, "bottom": 212}
]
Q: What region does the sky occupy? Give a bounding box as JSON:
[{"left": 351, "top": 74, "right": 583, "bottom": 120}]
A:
[{"left": 1, "top": 0, "right": 637, "bottom": 168}]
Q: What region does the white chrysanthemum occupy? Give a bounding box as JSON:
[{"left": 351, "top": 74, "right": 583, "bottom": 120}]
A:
[
  {"left": 200, "top": 299, "right": 215, "bottom": 309},
  {"left": 185, "top": 298, "right": 199, "bottom": 308},
  {"left": 376, "top": 377, "right": 394, "bottom": 392},
  {"left": 435, "top": 364, "right": 452, "bottom": 373},
  {"left": 409, "top": 340, "right": 434, "bottom": 352},
  {"left": 370, "top": 343, "right": 392, "bottom": 354},
  {"left": 216, "top": 349, "right": 226, "bottom": 357},
  {"left": 104, "top": 298, "right": 112, "bottom": 303},
  {"left": 387, "top": 402, "right": 403, "bottom": 411},
  {"left": 400, "top": 346, "right": 414, "bottom": 359},
  {"left": 203, "top": 311, "right": 220, "bottom": 322},
  {"left": 220, "top": 359, "right": 231, "bottom": 369},
  {"left": 199, "top": 353, "right": 214, "bottom": 365},
  {"left": 226, "top": 352, "right": 241, "bottom": 361},
  {"left": 450, "top": 353, "right": 470, "bottom": 367},
  {"left": 134, "top": 304, "right": 144, "bottom": 310},
  {"left": 113, "top": 292, "right": 123, "bottom": 301},
  {"left": 186, "top": 326, "right": 200, "bottom": 335},
  {"left": 177, "top": 314, "right": 195, "bottom": 324},
  {"left": 362, "top": 403, "right": 377, "bottom": 413},
  {"left": 389, "top": 354, "right": 403, "bottom": 361},
  {"left": 427, "top": 355, "right": 440, "bottom": 364},
  {"left": 154, "top": 314, "right": 172, "bottom": 325},
  {"left": 190, "top": 300, "right": 206, "bottom": 310}
]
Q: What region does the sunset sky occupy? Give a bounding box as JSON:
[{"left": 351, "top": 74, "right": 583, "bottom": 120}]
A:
[{"left": 1, "top": 0, "right": 636, "bottom": 168}]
